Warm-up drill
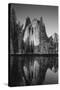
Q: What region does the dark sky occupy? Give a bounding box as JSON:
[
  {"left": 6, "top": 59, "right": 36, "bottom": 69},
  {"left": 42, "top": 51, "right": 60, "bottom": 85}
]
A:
[{"left": 12, "top": 4, "right": 58, "bottom": 37}]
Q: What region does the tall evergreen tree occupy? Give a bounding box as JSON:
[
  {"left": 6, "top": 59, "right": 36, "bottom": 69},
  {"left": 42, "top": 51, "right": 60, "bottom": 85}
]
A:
[{"left": 10, "top": 5, "right": 18, "bottom": 53}]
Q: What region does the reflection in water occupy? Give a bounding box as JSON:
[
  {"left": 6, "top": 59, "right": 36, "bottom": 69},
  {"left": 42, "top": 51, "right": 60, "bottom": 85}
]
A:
[
  {"left": 9, "top": 55, "right": 58, "bottom": 86},
  {"left": 43, "top": 69, "right": 58, "bottom": 84}
]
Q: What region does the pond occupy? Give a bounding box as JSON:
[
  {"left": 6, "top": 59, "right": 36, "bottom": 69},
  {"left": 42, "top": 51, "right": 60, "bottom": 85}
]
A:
[{"left": 9, "top": 54, "right": 58, "bottom": 86}]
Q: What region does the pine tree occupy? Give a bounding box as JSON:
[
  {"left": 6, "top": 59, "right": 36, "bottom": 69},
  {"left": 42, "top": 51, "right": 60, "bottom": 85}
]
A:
[{"left": 10, "top": 5, "right": 18, "bottom": 53}]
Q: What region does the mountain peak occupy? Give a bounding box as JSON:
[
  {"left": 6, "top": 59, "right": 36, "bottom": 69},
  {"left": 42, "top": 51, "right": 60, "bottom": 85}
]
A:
[{"left": 52, "top": 33, "right": 58, "bottom": 43}]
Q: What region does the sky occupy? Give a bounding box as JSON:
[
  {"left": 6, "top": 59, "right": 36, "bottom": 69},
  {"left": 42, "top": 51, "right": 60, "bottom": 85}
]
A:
[{"left": 12, "top": 4, "right": 58, "bottom": 37}]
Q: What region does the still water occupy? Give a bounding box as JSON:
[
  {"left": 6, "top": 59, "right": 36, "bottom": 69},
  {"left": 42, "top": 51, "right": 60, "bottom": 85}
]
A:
[
  {"left": 9, "top": 55, "right": 58, "bottom": 85},
  {"left": 44, "top": 69, "right": 58, "bottom": 84}
]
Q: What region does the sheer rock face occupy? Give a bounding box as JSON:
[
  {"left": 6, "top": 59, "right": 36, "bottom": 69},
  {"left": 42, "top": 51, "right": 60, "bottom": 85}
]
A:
[
  {"left": 23, "top": 17, "right": 58, "bottom": 54},
  {"left": 38, "top": 17, "right": 49, "bottom": 54},
  {"left": 39, "top": 17, "right": 48, "bottom": 42},
  {"left": 23, "top": 17, "right": 49, "bottom": 54},
  {"left": 23, "top": 19, "right": 40, "bottom": 47}
]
